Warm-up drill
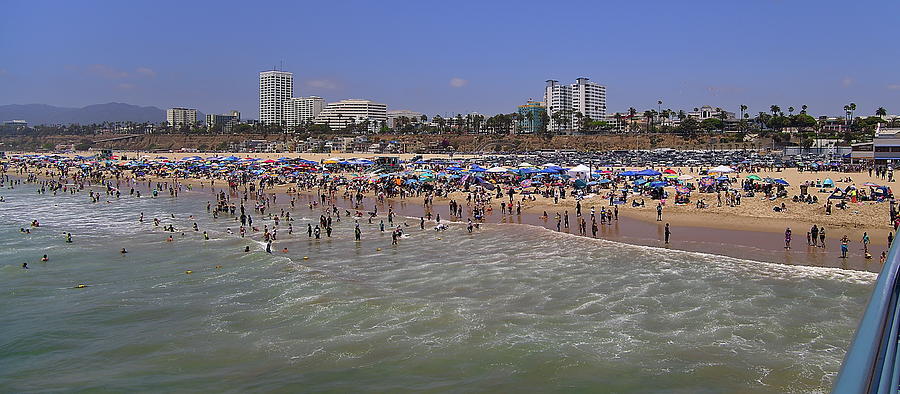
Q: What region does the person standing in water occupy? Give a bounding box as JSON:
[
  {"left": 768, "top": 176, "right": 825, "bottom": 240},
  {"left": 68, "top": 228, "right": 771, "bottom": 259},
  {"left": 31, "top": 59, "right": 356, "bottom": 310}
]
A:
[
  {"left": 664, "top": 223, "right": 671, "bottom": 244},
  {"left": 840, "top": 235, "right": 850, "bottom": 258},
  {"left": 784, "top": 228, "right": 791, "bottom": 249}
]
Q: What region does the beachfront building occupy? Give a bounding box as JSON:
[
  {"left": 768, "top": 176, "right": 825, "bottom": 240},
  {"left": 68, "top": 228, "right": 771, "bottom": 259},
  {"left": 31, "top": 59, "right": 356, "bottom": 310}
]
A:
[
  {"left": 386, "top": 110, "right": 425, "bottom": 129},
  {"left": 871, "top": 125, "right": 900, "bottom": 165},
  {"left": 283, "top": 96, "right": 326, "bottom": 129},
  {"left": 687, "top": 105, "right": 735, "bottom": 121},
  {"left": 314, "top": 99, "right": 387, "bottom": 133},
  {"left": 206, "top": 110, "right": 241, "bottom": 133},
  {"left": 517, "top": 100, "right": 546, "bottom": 134},
  {"left": 259, "top": 70, "right": 294, "bottom": 126},
  {"left": 543, "top": 78, "right": 607, "bottom": 134},
  {"left": 166, "top": 107, "right": 198, "bottom": 129}
]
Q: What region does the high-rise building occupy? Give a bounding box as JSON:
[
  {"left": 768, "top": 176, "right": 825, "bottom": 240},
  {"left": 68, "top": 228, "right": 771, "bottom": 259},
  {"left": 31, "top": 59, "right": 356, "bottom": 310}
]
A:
[
  {"left": 166, "top": 107, "right": 198, "bottom": 129},
  {"left": 314, "top": 99, "right": 387, "bottom": 133},
  {"left": 206, "top": 110, "right": 241, "bottom": 132},
  {"left": 283, "top": 96, "right": 326, "bottom": 129},
  {"left": 543, "top": 78, "right": 606, "bottom": 133},
  {"left": 517, "top": 101, "right": 547, "bottom": 134},
  {"left": 259, "top": 70, "right": 293, "bottom": 126}
]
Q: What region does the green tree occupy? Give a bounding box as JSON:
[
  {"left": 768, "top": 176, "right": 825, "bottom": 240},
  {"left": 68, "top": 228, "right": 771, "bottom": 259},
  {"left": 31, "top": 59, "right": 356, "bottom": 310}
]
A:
[{"left": 700, "top": 118, "right": 724, "bottom": 131}]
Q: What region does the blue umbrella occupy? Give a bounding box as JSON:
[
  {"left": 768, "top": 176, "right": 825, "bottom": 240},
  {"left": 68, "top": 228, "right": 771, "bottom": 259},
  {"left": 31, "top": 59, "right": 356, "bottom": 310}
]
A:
[{"left": 774, "top": 179, "right": 790, "bottom": 186}]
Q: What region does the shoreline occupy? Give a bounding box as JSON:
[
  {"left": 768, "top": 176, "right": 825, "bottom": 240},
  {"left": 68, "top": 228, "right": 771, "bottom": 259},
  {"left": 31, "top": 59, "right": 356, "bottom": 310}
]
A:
[{"left": 6, "top": 149, "right": 894, "bottom": 273}]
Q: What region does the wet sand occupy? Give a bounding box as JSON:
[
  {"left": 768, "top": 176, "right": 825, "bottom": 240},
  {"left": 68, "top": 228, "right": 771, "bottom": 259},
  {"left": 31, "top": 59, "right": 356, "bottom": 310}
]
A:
[{"left": 288, "top": 190, "right": 888, "bottom": 273}]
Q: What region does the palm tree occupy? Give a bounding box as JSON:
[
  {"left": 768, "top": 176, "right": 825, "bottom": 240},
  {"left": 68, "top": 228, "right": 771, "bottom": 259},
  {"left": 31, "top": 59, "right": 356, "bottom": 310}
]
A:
[
  {"left": 643, "top": 110, "right": 655, "bottom": 132},
  {"left": 677, "top": 110, "right": 686, "bottom": 121},
  {"left": 770, "top": 105, "right": 781, "bottom": 116},
  {"left": 801, "top": 104, "right": 808, "bottom": 115},
  {"left": 877, "top": 107, "right": 888, "bottom": 117},
  {"left": 788, "top": 107, "right": 795, "bottom": 116}
]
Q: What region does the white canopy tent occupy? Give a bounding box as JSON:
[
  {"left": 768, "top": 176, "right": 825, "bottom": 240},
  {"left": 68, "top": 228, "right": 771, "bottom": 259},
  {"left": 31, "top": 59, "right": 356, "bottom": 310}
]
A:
[{"left": 567, "top": 164, "right": 592, "bottom": 180}]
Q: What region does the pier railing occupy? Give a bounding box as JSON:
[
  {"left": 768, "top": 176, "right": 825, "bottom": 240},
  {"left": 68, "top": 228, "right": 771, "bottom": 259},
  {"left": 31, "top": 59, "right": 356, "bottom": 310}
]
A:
[{"left": 834, "top": 241, "right": 900, "bottom": 393}]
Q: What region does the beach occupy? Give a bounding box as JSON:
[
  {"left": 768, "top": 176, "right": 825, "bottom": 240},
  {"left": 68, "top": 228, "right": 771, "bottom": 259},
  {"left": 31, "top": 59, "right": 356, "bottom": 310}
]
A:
[
  {"left": 13, "top": 150, "right": 893, "bottom": 271},
  {"left": 0, "top": 172, "right": 875, "bottom": 392}
]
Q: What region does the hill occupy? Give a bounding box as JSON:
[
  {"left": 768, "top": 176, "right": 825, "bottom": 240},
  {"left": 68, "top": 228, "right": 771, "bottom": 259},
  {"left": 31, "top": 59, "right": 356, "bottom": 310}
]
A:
[{"left": 0, "top": 102, "right": 167, "bottom": 125}]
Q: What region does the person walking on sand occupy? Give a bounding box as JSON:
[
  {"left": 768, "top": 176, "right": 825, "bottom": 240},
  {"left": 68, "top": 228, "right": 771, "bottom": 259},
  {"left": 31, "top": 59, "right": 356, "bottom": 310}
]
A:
[
  {"left": 784, "top": 228, "right": 792, "bottom": 249},
  {"left": 664, "top": 223, "right": 671, "bottom": 244},
  {"left": 656, "top": 203, "right": 663, "bottom": 221},
  {"left": 819, "top": 226, "right": 826, "bottom": 248}
]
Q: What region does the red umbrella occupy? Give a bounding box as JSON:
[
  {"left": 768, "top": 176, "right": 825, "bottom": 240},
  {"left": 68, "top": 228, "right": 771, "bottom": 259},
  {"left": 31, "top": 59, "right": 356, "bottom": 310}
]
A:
[{"left": 663, "top": 169, "right": 677, "bottom": 174}]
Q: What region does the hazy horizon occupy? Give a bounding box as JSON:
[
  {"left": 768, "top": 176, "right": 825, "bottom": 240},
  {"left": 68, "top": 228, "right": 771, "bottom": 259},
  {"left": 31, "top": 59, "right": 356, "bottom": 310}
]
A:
[{"left": 1, "top": 0, "right": 897, "bottom": 119}]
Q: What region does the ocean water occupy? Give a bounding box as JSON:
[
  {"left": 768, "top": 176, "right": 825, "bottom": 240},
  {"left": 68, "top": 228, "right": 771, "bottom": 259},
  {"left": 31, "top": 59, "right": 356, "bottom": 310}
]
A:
[{"left": 0, "top": 183, "right": 876, "bottom": 392}]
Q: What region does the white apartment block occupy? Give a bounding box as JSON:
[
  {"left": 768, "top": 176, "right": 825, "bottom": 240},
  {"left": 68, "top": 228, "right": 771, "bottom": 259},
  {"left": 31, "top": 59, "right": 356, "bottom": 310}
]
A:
[
  {"left": 166, "top": 107, "right": 198, "bottom": 129},
  {"left": 314, "top": 99, "right": 387, "bottom": 133},
  {"left": 544, "top": 77, "right": 607, "bottom": 133},
  {"left": 259, "top": 70, "right": 293, "bottom": 126},
  {"left": 283, "top": 96, "right": 326, "bottom": 128}
]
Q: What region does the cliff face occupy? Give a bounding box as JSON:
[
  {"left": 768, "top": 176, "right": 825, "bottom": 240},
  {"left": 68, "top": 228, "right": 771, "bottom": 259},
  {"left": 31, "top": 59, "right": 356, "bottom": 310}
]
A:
[{"left": 0, "top": 133, "right": 760, "bottom": 153}]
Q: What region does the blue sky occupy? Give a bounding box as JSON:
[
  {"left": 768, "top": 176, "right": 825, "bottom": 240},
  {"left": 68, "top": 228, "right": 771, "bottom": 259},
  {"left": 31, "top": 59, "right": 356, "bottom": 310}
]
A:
[{"left": 1, "top": 0, "right": 897, "bottom": 119}]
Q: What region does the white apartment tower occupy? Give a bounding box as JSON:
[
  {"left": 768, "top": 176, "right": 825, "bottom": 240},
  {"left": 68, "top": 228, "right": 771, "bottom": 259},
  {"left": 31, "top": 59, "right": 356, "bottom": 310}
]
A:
[
  {"left": 166, "top": 107, "right": 198, "bottom": 129},
  {"left": 314, "top": 99, "right": 387, "bottom": 133},
  {"left": 544, "top": 77, "right": 607, "bottom": 133},
  {"left": 283, "top": 96, "right": 326, "bottom": 128},
  {"left": 259, "top": 70, "right": 294, "bottom": 126}
]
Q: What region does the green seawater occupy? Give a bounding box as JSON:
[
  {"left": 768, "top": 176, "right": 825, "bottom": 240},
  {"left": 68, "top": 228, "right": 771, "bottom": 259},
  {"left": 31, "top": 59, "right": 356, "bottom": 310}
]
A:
[{"left": 0, "top": 182, "right": 874, "bottom": 392}]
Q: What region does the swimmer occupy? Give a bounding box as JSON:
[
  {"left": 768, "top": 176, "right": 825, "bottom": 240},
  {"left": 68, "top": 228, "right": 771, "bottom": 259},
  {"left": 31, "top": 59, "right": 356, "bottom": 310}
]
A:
[
  {"left": 166, "top": 235, "right": 174, "bottom": 242},
  {"left": 282, "top": 248, "right": 289, "bottom": 253},
  {"left": 41, "top": 254, "right": 48, "bottom": 262},
  {"left": 244, "top": 246, "right": 250, "bottom": 252},
  {"left": 22, "top": 262, "right": 28, "bottom": 269},
  {"left": 121, "top": 248, "right": 128, "bottom": 254}
]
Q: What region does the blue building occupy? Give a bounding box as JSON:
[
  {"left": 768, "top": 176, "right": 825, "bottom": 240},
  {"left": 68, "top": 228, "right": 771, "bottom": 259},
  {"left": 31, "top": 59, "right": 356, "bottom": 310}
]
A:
[{"left": 517, "top": 101, "right": 546, "bottom": 134}]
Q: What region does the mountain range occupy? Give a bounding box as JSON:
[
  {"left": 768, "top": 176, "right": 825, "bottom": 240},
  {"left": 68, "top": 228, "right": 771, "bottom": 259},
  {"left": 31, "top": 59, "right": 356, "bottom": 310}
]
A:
[{"left": 0, "top": 103, "right": 175, "bottom": 125}]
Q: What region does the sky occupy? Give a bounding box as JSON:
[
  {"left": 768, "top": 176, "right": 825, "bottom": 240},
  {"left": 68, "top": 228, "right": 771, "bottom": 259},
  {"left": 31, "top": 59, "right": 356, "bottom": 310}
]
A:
[{"left": 1, "top": 0, "right": 898, "bottom": 119}]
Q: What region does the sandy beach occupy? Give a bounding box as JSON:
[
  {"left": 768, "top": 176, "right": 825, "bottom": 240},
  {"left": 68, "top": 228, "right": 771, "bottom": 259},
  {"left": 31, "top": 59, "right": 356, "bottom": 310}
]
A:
[{"left": 8, "top": 150, "right": 894, "bottom": 271}]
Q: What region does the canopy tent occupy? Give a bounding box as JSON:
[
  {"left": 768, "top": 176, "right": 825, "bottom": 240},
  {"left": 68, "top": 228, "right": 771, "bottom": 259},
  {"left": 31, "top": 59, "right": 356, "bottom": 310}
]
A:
[{"left": 567, "top": 164, "right": 592, "bottom": 180}]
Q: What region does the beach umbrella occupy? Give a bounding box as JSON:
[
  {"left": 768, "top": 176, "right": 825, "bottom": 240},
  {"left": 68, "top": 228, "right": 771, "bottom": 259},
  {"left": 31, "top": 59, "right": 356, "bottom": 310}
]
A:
[
  {"left": 649, "top": 181, "right": 667, "bottom": 188},
  {"left": 677, "top": 174, "right": 694, "bottom": 181},
  {"left": 635, "top": 169, "right": 661, "bottom": 176},
  {"left": 663, "top": 169, "right": 677, "bottom": 174},
  {"left": 823, "top": 178, "right": 835, "bottom": 186},
  {"left": 746, "top": 174, "right": 761, "bottom": 181},
  {"left": 486, "top": 166, "right": 508, "bottom": 173},
  {"left": 518, "top": 162, "right": 534, "bottom": 167},
  {"left": 863, "top": 182, "right": 879, "bottom": 187},
  {"left": 709, "top": 165, "right": 734, "bottom": 173},
  {"left": 773, "top": 179, "right": 789, "bottom": 186}
]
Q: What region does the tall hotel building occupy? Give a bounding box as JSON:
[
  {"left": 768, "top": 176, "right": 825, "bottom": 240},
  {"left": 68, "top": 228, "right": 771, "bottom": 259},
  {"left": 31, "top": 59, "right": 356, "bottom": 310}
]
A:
[
  {"left": 544, "top": 77, "right": 606, "bottom": 133},
  {"left": 259, "top": 70, "right": 294, "bottom": 125}
]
